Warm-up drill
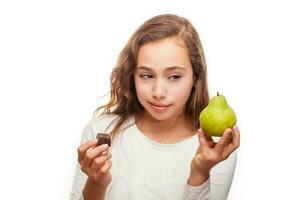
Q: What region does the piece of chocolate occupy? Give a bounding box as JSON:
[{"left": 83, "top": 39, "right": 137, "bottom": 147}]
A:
[{"left": 96, "top": 133, "right": 111, "bottom": 147}]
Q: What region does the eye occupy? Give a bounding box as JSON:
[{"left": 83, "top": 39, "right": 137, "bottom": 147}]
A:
[
  {"left": 169, "top": 75, "right": 182, "bottom": 81},
  {"left": 140, "top": 74, "right": 153, "bottom": 79}
]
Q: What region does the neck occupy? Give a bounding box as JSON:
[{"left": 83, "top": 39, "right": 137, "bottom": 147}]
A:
[{"left": 135, "top": 111, "right": 196, "bottom": 143}]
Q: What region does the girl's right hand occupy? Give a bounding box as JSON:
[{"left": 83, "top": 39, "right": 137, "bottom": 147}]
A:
[
  {"left": 77, "top": 139, "right": 112, "bottom": 186},
  {"left": 191, "top": 126, "right": 240, "bottom": 176}
]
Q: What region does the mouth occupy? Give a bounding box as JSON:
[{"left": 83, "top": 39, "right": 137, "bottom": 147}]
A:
[{"left": 148, "top": 101, "right": 172, "bottom": 112}]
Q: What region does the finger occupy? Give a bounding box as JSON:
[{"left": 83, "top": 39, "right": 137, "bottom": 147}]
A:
[
  {"left": 225, "top": 132, "right": 233, "bottom": 146},
  {"left": 207, "top": 140, "right": 217, "bottom": 148},
  {"left": 215, "top": 128, "right": 233, "bottom": 152},
  {"left": 232, "top": 125, "right": 240, "bottom": 148},
  {"left": 81, "top": 144, "right": 110, "bottom": 169},
  {"left": 203, "top": 131, "right": 216, "bottom": 148},
  {"left": 198, "top": 129, "right": 208, "bottom": 148},
  {"left": 90, "top": 151, "right": 112, "bottom": 172},
  {"left": 77, "top": 139, "right": 98, "bottom": 163},
  {"left": 204, "top": 132, "right": 214, "bottom": 142},
  {"left": 97, "top": 159, "right": 112, "bottom": 175},
  {"left": 222, "top": 126, "right": 240, "bottom": 158},
  {"left": 102, "top": 150, "right": 109, "bottom": 155}
]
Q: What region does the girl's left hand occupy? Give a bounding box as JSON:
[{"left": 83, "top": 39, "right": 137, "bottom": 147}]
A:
[{"left": 190, "top": 125, "right": 240, "bottom": 176}]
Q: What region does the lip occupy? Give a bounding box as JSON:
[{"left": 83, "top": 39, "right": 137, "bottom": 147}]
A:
[
  {"left": 149, "top": 101, "right": 171, "bottom": 112},
  {"left": 149, "top": 102, "right": 171, "bottom": 107}
]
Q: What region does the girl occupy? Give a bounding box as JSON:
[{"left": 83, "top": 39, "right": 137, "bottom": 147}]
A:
[{"left": 70, "top": 14, "right": 240, "bottom": 200}]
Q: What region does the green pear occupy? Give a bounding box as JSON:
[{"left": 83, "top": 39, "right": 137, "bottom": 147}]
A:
[{"left": 199, "top": 92, "right": 237, "bottom": 137}]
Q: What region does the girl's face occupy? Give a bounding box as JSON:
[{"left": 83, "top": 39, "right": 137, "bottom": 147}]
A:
[{"left": 134, "top": 37, "right": 195, "bottom": 121}]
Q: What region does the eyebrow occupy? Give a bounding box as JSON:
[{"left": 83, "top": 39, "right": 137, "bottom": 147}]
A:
[{"left": 136, "top": 66, "right": 186, "bottom": 72}]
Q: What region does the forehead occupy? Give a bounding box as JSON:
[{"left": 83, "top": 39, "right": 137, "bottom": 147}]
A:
[{"left": 136, "top": 38, "right": 191, "bottom": 72}]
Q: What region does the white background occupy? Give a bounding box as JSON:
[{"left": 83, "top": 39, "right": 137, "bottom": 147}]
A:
[{"left": 1, "top": 0, "right": 299, "bottom": 199}]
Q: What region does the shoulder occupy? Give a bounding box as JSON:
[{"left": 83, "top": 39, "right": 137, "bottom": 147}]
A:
[
  {"left": 80, "top": 113, "right": 123, "bottom": 143},
  {"left": 88, "top": 113, "right": 120, "bottom": 135},
  {"left": 82, "top": 113, "right": 135, "bottom": 140}
]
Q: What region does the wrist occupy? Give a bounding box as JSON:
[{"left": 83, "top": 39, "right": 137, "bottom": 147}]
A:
[
  {"left": 87, "top": 177, "right": 109, "bottom": 188},
  {"left": 188, "top": 170, "right": 210, "bottom": 187},
  {"left": 190, "top": 158, "right": 211, "bottom": 177},
  {"left": 83, "top": 178, "right": 108, "bottom": 200}
]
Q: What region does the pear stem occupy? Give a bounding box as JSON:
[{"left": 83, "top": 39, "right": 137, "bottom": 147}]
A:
[{"left": 217, "top": 91, "right": 219, "bottom": 96}]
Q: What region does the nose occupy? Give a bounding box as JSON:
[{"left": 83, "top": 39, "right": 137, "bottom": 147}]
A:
[{"left": 152, "top": 79, "right": 166, "bottom": 99}]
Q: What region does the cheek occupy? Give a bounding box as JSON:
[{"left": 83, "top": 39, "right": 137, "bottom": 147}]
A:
[
  {"left": 176, "top": 87, "right": 192, "bottom": 100},
  {"left": 135, "top": 85, "right": 147, "bottom": 98},
  {"left": 134, "top": 77, "right": 148, "bottom": 99},
  {"left": 170, "top": 82, "right": 193, "bottom": 102}
]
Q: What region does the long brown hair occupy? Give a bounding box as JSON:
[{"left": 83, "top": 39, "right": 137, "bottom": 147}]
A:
[{"left": 93, "top": 14, "right": 210, "bottom": 141}]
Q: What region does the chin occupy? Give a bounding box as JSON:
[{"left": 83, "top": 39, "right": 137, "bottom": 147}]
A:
[
  {"left": 144, "top": 106, "right": 178, "bottom": 121},
  {"left": 148, "top": 113, "right": 168, "bottom": 121}
]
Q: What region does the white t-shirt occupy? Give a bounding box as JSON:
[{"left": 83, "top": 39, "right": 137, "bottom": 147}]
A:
[{"left": 70, "top": 114, "right": 237, "bottom": 200}]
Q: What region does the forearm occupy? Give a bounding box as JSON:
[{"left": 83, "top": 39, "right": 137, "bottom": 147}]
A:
[
  {"left": 82, "top": 178, "right": 108, "bottom": 200},
  {"left": 183, "top": 171, "right": 211, "bottom": 200},
  {"left": 187, "top": 171, "right": 210, "bottom": 186}
]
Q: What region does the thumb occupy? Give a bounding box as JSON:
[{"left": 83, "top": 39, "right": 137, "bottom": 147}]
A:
[{"left": 198, "top": 129, "right": 208, "bottom": 148}]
